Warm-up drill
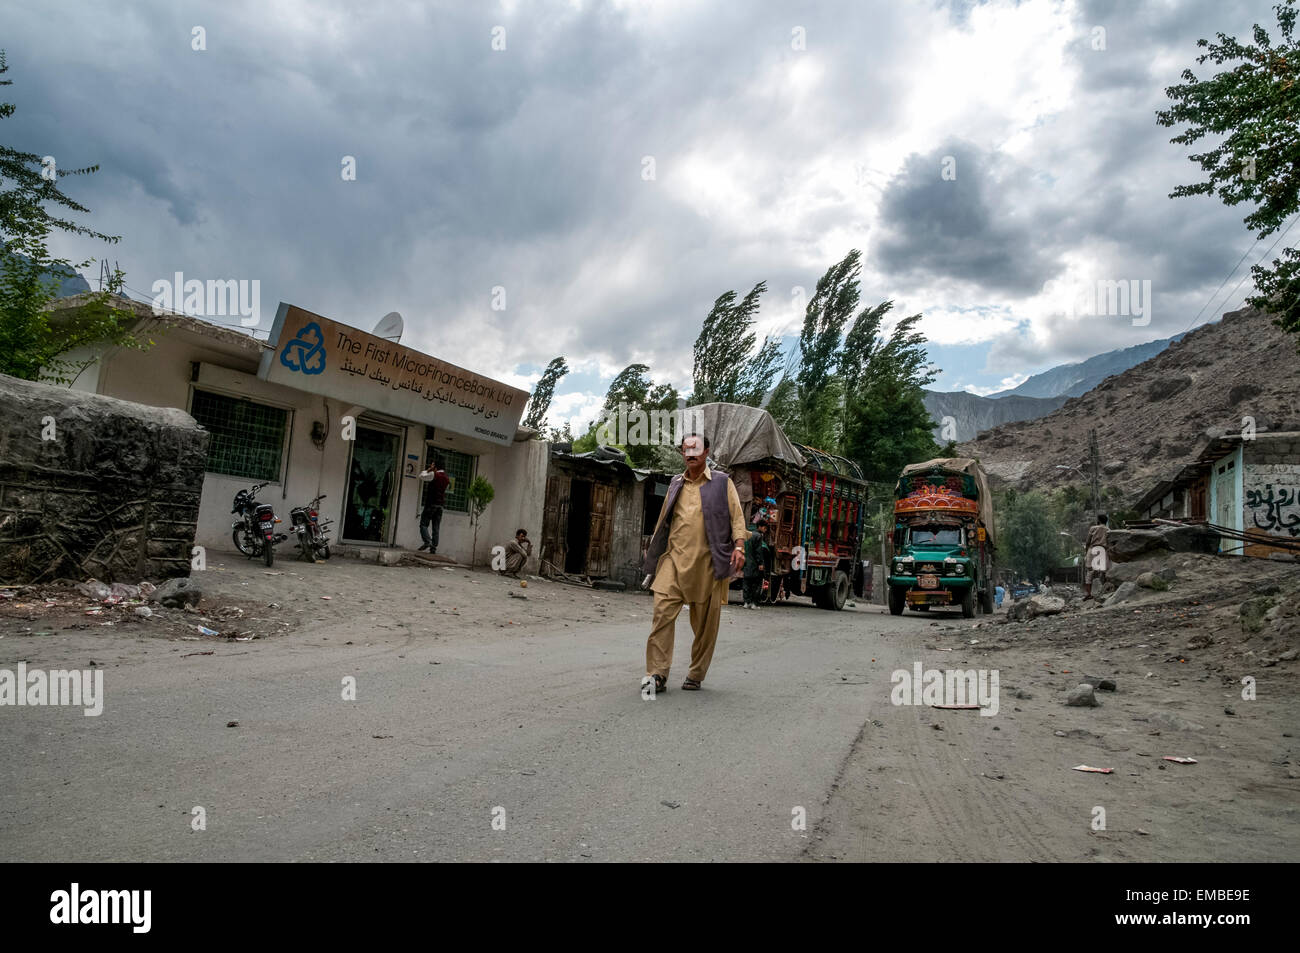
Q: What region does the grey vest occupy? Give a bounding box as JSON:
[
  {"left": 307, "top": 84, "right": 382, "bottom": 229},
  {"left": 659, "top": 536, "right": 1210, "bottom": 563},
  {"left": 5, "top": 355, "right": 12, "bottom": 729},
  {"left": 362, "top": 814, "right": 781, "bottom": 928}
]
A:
[{"left": 643, "top": 470, "right": 735, "bottom": 580}]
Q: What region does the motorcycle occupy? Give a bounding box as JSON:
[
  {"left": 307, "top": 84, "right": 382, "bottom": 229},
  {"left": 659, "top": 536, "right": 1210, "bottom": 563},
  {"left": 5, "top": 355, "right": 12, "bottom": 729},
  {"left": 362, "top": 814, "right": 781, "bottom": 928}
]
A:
[
  {"left": 231, "top": 482, "right": 287, "bottom": 567},
  {"left": 288, "top": 493, "right": 332, "bottom": 562}
]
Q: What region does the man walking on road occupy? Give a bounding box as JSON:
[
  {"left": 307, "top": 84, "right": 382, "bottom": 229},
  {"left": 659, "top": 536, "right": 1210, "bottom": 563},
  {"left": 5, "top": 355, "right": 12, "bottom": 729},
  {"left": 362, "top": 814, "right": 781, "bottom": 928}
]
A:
[
  {"left": 641, "top": 433, "right": 747, "bottom": 693},
  {"left": 1084, "top": 513, "right": 1109, "bottom": 600}
]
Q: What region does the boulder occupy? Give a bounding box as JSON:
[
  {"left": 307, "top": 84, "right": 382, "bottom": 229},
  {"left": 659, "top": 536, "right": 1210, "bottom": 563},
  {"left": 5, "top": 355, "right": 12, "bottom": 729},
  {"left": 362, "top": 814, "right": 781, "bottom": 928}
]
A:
[
  {"left": 1067, "top": 684, "right": 1099, "bottom": 707},
  {"left": 1107, "top": 529, "right": 1170, "bottom": 561},
  {"left": 149, "top": 577, "right": 203, "bottom": 609},
  {"left": 1156, "top": 523, "right": 1214, "bottom": 554},
  {"left": 1107, "top": 525, "right": 1212, "bottom": 562},
  {"left": 0, "top": 373, "right": 208, "bottom": 583},
  {"left": 1105, "top": 581, "right": 1139, "bottom": 606},
  {"left": 1007, "top": 594, "right": 1066, "bottom": 622}
]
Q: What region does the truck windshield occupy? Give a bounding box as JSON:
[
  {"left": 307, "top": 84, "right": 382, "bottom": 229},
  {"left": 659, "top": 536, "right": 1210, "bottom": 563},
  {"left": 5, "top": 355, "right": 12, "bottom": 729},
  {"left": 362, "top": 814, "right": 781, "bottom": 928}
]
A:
[{"left": 910, "top": 527, "right": 961, "bottom": 546}]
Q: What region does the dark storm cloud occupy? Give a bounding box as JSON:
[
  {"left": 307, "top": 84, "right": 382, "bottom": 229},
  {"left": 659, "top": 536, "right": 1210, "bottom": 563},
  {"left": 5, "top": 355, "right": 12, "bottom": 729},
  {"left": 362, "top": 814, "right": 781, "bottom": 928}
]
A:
[
  {"left": 873, "top": 142, "right": 1064, "bottom": 297},
  {"left": 1, "top": 0, "right": 1287, "bottom": 406}
]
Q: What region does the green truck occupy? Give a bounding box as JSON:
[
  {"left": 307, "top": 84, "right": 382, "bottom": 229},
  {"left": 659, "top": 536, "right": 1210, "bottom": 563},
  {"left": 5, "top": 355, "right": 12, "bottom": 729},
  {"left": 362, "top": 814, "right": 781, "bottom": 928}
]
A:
[{"left": 886, "top": 458, "right": 996, "bottom": 618}]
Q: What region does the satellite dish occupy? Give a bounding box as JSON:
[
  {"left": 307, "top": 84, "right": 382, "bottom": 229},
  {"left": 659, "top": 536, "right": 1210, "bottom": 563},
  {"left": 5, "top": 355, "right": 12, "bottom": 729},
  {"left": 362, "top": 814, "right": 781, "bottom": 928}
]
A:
[{"left": 373, "top": 311, "right": 404, "bottom": 343}]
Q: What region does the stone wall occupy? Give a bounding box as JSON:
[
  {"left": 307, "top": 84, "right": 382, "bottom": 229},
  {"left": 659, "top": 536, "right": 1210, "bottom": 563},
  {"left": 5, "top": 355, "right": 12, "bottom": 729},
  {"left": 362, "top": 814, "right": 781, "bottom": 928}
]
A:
[{"left": 0, "top": 373, "right": 209, "bottom": 583}]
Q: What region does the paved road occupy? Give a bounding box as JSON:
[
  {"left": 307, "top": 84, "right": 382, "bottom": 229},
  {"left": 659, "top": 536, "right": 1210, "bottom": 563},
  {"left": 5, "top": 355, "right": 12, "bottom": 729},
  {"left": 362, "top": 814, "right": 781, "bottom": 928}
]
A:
[{"left": 3, "top": 589, "right": 937, "bottom": 862}]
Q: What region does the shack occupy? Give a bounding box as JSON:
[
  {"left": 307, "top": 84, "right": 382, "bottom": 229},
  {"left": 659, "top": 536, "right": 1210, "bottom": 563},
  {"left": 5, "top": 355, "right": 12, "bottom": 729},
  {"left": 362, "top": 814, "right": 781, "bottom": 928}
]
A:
[{"left": 540, "top": 445, "right": 652, "bottom": 587}]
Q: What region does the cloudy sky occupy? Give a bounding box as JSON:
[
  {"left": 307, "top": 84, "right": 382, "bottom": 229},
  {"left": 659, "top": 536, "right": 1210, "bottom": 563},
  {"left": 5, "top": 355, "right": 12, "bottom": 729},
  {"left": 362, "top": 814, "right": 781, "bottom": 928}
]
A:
[{"left": 5, "top": 0, "right": 1283, "bottom": 431}]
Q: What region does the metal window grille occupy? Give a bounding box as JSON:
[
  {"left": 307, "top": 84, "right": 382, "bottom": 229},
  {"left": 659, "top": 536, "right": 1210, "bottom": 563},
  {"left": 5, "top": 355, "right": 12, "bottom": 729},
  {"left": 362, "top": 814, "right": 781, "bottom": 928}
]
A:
[
  {"left": 190, "top": 389, "right": 287, "bottom": 481},
  {"left": 425, "top": 445, "right": 475, "bottom": 513}
]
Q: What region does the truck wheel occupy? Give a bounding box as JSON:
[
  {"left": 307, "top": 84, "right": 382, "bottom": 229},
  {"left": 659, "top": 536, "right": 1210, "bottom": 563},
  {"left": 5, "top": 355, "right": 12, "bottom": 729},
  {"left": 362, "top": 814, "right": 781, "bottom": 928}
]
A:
[
  {"left": 888, "top": 586, "right": 905, "bottom": 616},
  {"left": 961, "top": 586, "right": 976, "bottom": 618},
  {"left": 828, "top": 570, "right": 850, "bottom": 611}
]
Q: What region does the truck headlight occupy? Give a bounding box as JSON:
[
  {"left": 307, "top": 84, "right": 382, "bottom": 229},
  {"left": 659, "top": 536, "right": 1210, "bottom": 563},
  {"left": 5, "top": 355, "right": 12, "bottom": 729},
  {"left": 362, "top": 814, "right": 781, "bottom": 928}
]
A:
[
  {"left": 951, "top": 564, "right": 964, "bottom": 574},
  {"left": 894, "top": 563, "right": 905, "bottom": 574}
]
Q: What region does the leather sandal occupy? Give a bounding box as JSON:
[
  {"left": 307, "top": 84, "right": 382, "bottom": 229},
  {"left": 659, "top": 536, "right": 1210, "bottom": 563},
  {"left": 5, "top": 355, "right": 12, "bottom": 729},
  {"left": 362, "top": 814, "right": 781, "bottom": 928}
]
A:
[{"left": 681, "top": 678, "right": 702, "bottom": 691}]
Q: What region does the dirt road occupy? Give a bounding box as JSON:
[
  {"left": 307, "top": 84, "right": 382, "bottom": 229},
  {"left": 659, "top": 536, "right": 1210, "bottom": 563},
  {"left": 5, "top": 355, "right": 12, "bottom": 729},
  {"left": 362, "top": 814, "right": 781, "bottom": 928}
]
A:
[{"left": 1, "top": 550, "right": 1296, "bottom": 861}]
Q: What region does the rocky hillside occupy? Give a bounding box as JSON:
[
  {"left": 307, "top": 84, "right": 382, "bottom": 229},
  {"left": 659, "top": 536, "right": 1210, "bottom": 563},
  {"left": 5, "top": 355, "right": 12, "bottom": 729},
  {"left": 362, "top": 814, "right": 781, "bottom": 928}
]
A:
[{"left": 958, "top": 308, "right": 1300, "bottom": 503}]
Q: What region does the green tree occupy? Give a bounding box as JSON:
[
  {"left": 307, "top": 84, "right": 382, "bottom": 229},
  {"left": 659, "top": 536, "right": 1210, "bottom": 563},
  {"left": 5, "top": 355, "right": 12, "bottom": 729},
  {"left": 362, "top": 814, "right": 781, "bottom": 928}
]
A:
[
  {"left": 796, "top": 250, "right": 862, "bottom": 449},
  {"left": 691, "top": 281, "right": 784, "bottom": 407},
  {"left": 585, "top": 363, "right": 680, "bottom": 467},
  {"left": 467, "top": 475, "right": 495, "bottom": 566},
  {"left": 839, "top": 301, "right": 940, "bottom": 482},
  {"left": 1156, "top": 1, "right": 1300, "bottom": 346},
  {"left": 997, "top": 489, "right": 1061, "bottom": 582},
  {"left": 0, "top": 50, "right": 144, "bottom": 382},
  {"left": 522, "top": 356, "right": 568, "bottom": 431},
  {"left": 765, "top": 369, "right": 803, "bottom": 442}
]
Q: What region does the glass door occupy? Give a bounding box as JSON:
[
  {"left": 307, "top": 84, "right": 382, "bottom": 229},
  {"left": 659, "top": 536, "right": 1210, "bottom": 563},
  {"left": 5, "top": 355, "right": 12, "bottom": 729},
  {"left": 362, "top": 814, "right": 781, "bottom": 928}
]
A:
[{"left": 342, "top": 425, "right": 401, "bottom": 543}]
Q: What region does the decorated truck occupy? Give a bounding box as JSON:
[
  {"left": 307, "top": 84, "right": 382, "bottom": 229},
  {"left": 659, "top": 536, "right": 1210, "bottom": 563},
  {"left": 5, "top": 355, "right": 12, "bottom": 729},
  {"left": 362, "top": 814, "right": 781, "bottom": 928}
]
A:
[
  {"left": 764, "top": 443, "right": 868, "bottom": 610},
  {"left": 886, "top": 457, "right": 995, "bottom": 618}
]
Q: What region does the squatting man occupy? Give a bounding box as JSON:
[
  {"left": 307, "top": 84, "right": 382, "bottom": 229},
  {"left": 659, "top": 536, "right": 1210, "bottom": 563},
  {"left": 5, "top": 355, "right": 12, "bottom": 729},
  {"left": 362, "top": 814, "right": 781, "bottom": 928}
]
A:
[{"left": 640, "top": 433, "right": 747, "bottom": 693}]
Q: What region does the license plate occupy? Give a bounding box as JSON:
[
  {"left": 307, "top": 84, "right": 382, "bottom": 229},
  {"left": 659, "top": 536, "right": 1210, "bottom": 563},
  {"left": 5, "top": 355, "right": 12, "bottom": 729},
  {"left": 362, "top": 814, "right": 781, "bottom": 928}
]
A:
[
  {"left": 260, "top": 521, "right": 273, "bottom": 529},
  {"left": 919, "top": 574, "right": 938, "bottom": 589}
]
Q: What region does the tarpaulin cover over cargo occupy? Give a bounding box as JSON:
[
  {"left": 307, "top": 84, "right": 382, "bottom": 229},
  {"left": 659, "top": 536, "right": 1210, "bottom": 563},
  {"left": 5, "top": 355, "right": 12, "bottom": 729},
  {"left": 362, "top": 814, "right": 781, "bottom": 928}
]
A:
[
  {"left": 896, "top": 457, "right": 996, "bottom": 546},
  {"left": 681, "top": 402, "right": 806, "bottom": 469}
]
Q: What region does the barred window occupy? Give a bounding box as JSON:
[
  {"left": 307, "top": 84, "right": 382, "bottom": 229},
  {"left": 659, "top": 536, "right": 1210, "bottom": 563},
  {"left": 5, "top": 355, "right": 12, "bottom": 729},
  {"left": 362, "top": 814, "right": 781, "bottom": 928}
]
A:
[
  {"left": 425, "top": 444, "right": 475, "bottom": 513},
  {"left": 190, "top": 389, "right": 288, "bottom": 481}
]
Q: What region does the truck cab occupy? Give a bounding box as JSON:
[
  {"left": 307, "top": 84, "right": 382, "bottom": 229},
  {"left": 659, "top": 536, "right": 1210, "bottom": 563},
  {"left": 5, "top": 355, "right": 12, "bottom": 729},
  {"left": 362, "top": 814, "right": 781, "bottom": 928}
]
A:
[
  {"left": 886, "top": 459, "right": 995, "bottom": 618},
  {"left": 889, "top": 520, "right": 981, "bottom": 616}
]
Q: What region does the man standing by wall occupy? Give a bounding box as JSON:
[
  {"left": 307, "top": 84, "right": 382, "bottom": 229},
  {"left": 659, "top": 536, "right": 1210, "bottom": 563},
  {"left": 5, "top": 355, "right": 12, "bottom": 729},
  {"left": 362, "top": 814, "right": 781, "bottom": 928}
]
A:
[
  {"left": 418, "top": 457, "right": 451, "bottom": 554},
  {"left": 641, "top": 433, "right": 747, "bottom": 693},
  {"left": 1084, "top": 513, "right": 1109, "bottom": 600}
]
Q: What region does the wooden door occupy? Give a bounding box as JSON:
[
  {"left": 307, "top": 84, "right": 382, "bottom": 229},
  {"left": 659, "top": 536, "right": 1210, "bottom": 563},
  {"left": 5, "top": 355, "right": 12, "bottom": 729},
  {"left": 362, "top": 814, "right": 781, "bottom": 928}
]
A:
[
  {"left": 541, "top": 472, "right": 570, "bottom": 576},
  {"left": 587, "top": 482, "right": 615, "bottom": 576}
]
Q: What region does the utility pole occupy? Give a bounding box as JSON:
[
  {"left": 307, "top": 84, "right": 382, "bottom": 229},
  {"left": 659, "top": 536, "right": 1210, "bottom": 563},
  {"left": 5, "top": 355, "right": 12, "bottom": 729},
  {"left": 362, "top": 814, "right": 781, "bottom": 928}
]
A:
[{"left": 1088, "top": 428, "right": 1101, "bottom": 515}]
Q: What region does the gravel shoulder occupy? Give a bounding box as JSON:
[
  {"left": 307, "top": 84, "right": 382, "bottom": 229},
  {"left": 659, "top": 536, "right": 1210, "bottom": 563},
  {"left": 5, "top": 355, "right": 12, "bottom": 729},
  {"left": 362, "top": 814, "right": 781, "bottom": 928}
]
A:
[{"left": 808, "top": 553, "right": 1300, "bottom": 862}]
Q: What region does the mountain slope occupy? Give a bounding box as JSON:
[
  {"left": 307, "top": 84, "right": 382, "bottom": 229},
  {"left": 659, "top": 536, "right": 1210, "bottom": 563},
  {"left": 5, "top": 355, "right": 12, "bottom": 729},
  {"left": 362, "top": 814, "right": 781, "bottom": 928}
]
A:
[
  {"left": 922, "top": 390, "right": 1067, "bottom": 443},
  {"left": 958, "top": 308, "right": 1300, "bottom": 503},
  {"left": 924, "top": 331, "right": 1185, "bottom": 442},
  {"left": 996, "top": 332, "right": 1184, "bottom": 399}
]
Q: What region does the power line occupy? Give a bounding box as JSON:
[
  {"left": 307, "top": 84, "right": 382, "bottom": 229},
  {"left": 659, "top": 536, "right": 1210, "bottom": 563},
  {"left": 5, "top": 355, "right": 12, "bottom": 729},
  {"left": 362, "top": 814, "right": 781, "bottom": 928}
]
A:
[
  {"left": 1179, "top": 213, "right": 1299, "bottom": 335},
  {"left": 1208, "top": 214, "right": 1299, "bottom": 323}
]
